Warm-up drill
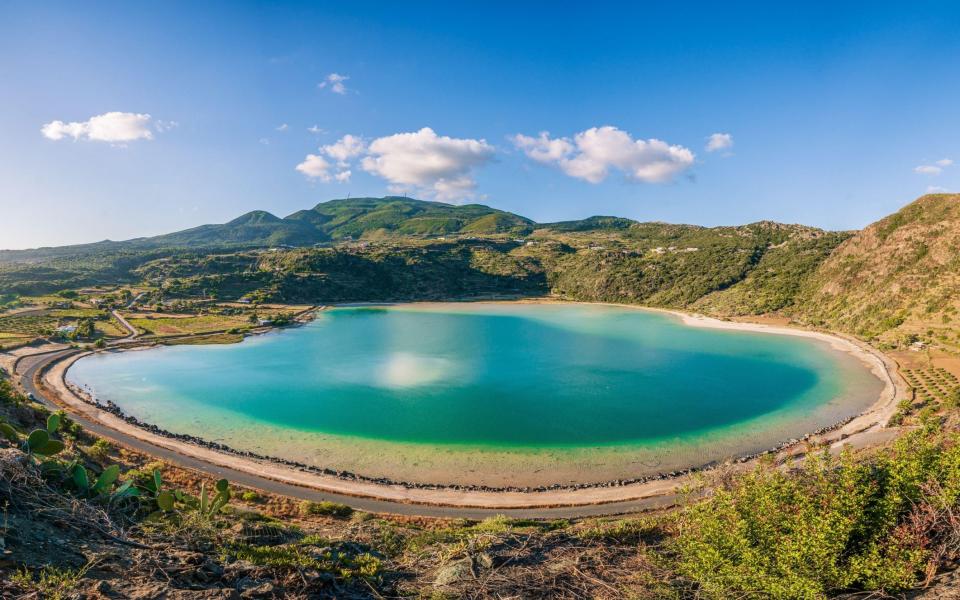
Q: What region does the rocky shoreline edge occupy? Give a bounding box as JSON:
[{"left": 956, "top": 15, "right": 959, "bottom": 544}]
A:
[{"left": 63, "top": 377, "right": 861, "bottom": 494}]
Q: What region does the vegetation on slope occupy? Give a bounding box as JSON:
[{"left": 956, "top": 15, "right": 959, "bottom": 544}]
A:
[
  {"left": 3, "top": 371, "right": 960, "bottom": 598},
  {"left": 0, "top": 197, "right": 536, "bottom": 261},
  {"left": 3, "top": 193, "right": 960, "bottom": 354},
  {"left": 793, "top": 194, "right": 960, "bottom": 350}
]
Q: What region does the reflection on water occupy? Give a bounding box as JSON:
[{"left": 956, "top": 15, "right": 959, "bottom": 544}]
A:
[{"left": 67, "top": 303, "right": 884, "bottom": 485}]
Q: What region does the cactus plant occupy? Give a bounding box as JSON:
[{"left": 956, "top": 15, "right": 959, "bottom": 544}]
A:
[
  {"left": 35, "top": 439, "right": 65, "bottom": 456},
  {"left": 156, "top": 490, "right": 175, "bottom": 511},
  {"left": 46, "top": 413, "right": 61, "bottom": 434},
  {"left": 91, "top": 464, "right": 120, "bottom": 495},
  {"left": 0, "top": 421, "right": 18, "bottom": 443},
  {"left": 72, "top": 464, "right": 90, "bottom": 492}
]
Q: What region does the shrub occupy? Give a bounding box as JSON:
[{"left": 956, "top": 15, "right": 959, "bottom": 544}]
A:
[
  {"left": 299, "top": 500, "right": 353, "bottom": 518},
  {"left": 87, "top": 438, "right": 113, "bottom": 461},
  {"left": 240, "top": 491, "right": 261, "bottom": 503},
  {"left": 675, "top": 427, "right": 960, "bottom": 599}
]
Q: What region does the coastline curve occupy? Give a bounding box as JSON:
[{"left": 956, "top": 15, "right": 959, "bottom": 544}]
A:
[{"left": 25, "top": 302, "right": 908, "bottom": 515}]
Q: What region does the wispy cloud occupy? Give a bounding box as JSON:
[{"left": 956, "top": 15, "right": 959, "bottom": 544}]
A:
[
  {"left": 276, "top": 123, "right": 289, "bottom": 132},
  {"left": 318, "top": 73, "right": 350, "bottom": 95},
  {"left": 915, "top": 158, "right": 953, "bottom": 175}
]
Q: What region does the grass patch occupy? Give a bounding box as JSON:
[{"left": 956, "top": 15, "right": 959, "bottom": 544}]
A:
[
  {"left": 11, "top": 563, "right": 93, "bottom": 600},
  {"left": 127, "top": 314, "right": 251, "bottom": 336},
  {"left": 222, "top": 540, "right": 381, "bottom": 579},
  {"left": 299, "top": 500, "right": 354, "bottom": 518}
]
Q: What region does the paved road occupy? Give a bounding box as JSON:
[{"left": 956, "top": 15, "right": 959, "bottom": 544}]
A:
[
  {"left": 19, "top": 350, "right": 677, "bottom": 519},
  {"left": 110, "top": 310, "right": 138, "bottom": 339}
]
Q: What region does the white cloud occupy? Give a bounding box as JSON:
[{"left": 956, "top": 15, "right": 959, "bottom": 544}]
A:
[
  {"left": 512, "top": 126, "right": 694, "bottom": 184},
  {"left": 322, "top": 134, "right": 366, "bottom": 166},
  {"left": 276, "top": 123, "right": 289, "bottom": 132},
  {"left": 318, "top": 73, "right": 350, "bottom": 95},
  {"left": 295, "top": 154, "right": 333, "bottom": 181},
  {"left": 927, "top": 185, "right": 952, "bottom": 193},
  {"left": 705, "top": 132, "right": 733, "bottom": 152},
  {"left": 361, "top": 127, "right": 495, "bottom": 201},
  {"left": 915, "top": 158, "right": 953, "bottom": 175},
  {"left": 41, "top": 111, "right": 155, "bottom": 143},
  {"left": 307, "top": 125, "right": 325, "bottom": 134},
  {"left": 335, "top": 170, "right": 352, "bottom": 183}
]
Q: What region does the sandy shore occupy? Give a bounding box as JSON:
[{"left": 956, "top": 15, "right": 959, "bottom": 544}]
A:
[{"left": 30, "top": 301, "right": 908, "bottom": 510}]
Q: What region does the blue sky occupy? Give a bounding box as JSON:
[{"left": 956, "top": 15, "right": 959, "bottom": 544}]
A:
[{"left": 2, "top": 1, "right": 959, "bottom": 249}]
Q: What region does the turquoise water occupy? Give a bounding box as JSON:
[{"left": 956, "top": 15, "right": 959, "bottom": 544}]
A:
[{"left": 69, "top": 304, "right": 881, "bottom": 458}]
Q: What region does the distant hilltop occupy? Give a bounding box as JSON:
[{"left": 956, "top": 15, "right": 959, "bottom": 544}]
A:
[
  {"left": 0, "top": 195, "right": 828, "bottom": 257},
  {"left": 2, "top": 193, "right": 960, "bottom": 354}
]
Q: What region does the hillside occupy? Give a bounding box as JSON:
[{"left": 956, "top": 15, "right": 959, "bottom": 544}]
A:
[
  {"left": 0, "top": 198, "right": 535, "bottom": 262},
  {"left": 5, "top": 194, "right": 960, "bottom": 355},
  {"left": 793, "top": 193, "right": 960, "bottom": 350}
]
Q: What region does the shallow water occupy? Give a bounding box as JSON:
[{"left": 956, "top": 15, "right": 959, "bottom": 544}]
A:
[{"left": 68, "top": 303, "right": 884, "bottom": 485}]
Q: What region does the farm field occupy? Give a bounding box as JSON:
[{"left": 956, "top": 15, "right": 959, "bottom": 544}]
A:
[{"left": 124, "top": 313, "right": 254, "bottom": 336}]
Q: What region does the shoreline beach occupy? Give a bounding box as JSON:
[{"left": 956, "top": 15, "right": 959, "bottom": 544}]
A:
[{"left": 33, "top": 299, "right": 907, "bottom": 510}]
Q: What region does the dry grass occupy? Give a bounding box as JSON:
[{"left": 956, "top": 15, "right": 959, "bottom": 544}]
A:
[{"left": 126, "top": 314, "right": 251, "bottom": 336}]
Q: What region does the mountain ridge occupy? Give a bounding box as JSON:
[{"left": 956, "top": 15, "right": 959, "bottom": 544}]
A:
[{"left": 1, "top": 196, "right": 840, "bottom": 259}]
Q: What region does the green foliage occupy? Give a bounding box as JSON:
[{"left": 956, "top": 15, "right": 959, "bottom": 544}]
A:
[
  {"left": 299, "top": 500, "right": 354, "bottom": 518},
  {"left": 577, "top": 517, "right": 659, "bottom": 544},
  {"left": 87, "top": 438, "right": 113, "bottom": 460},
  {"left": 675, "top": 429, "right": 960, "bottom": 599},
  {"left": 140, "top": 469, "right": 231, "bottom": 518},
  {"left": 11, "top": 563, "right": 92, "bottom": 600},
  {"left": 240, "top": 490, "right": 261, "bottom": 503},
  {"left": 0, "top": 420, "right": 18, "bottom": 442},
  {"left": 157, "top": 490, "right": 175, "bottom": 511},
  {"left": 222, "top": 539, "right": 381, "bottom": 580},
  {"left": 46, "top": 413, "right": 61, "bottom": 434}
]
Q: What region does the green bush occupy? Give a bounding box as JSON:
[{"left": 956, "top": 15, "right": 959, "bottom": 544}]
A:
[
  {"left": 240, "top": 491, "right": 261, "bottom": 503},
  {"left": 675, "top": 427, "right": 960, "bottom": 599},
  {"left": 299, "top": 500, "right": 353, "bottom": 518},
  {"left": 87, "top": 438, "right": 114, "bottom": 461}
]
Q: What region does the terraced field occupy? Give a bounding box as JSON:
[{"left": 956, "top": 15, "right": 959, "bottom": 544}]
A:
[
  {"left": 0, "top": 313, "right": 57, "bottom": 338},
  {"left": 903, "top": 367, "right": 960, "bottom": 407}
]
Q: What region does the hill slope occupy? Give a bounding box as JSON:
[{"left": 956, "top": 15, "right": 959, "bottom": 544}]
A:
[
  {"left": 0, "top": 197, "right": 535, "bottom": 261},
  {"left": 793, "top": 193, "right": 960, "bottom": 349}
]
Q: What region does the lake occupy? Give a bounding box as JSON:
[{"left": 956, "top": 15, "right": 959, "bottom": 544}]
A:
[{"left": 68, "top": 303, "right": 885, "bottom": 486}]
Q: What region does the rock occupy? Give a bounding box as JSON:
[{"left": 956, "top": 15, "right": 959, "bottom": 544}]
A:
[
  {"left": 434, "top": 558, "right": 474, "bottom": 587},
  {"left": 237, "top": 577, "right": 275, "bottom": 598}
]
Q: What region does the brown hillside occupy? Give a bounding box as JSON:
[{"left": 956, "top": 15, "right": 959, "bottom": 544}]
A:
[{"left": 794, "top": 193, "right": 960, "bottom": 350}]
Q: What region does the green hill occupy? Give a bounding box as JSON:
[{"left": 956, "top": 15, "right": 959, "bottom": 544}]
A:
[
  {"left": 792, "top": 193, "right": 960, "bottom": 350},
  {"left": 5, "top": 194, "right": 960, "bottom": 355},
  {"left": 0, "top": 198, "right": 535, "bottom": 261}
]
